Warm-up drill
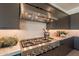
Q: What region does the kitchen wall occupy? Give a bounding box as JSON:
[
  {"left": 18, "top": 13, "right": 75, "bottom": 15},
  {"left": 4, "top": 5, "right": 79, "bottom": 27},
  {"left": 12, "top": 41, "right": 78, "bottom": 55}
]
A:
[
  {"left": 48, "top": 29, "right": 72, "bottom": 37},
  {"left": 0, "top": 30, "right": 24, "bottom": 40},
  {"left": 0, "top": 20, "right": 79, "bottom": 40},
  {"left": 70, "top": 30, "right": 79, "bottom": 37},
  {"left": 48, "top": 29, "right": 79, "bottom": 38},
  {"left": 0, "top": 29, "right": 79, "bottom": 40},
  {"left": 0, "top": 20, "right": 46, "bottom": 40},
  {"left": 0, "top": 29, "right": 23, "bottom": 39},
  {"left": 20, "top": 20, "right": 46, "bottom": 39}
]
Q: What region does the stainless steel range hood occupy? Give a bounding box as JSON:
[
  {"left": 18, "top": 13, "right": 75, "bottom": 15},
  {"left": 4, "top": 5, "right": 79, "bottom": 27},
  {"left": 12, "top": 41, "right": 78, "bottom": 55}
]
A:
[{"left": 20, "top": 3, "right": 58, "bottom": 23}]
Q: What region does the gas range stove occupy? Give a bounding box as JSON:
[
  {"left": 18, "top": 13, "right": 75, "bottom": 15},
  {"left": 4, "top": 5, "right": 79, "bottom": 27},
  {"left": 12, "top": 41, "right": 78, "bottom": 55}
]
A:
[{"left": 20, "top": 37, "right": 52, "bottom": 48}]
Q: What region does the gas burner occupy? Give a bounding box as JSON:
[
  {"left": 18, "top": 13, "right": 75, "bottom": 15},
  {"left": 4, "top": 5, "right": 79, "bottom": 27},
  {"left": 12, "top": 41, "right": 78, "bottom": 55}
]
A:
[{"left": 20, "top": 37, "right": 51, "bottom": 48}]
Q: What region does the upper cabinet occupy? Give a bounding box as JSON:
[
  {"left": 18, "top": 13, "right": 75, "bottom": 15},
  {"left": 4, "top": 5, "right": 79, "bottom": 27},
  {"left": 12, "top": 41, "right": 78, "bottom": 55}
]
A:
[
  {"left": 70, "top": 13, "right": 79, "bottom": 29},
  {"left": 47, "top": 15, "right": 70, "bottom": 29},
  {"left": 47, "top": 6, "right": 70, "bottom": 29},
  {"left": 0, "top": 3, "right": 20, "bottom": 29}
]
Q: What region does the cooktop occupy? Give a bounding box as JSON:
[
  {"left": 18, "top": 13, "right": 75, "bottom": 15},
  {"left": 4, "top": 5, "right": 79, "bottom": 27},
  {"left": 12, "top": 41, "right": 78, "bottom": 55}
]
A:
[{"left": 20, "top": 37, "right": 52, "bottom": 48}]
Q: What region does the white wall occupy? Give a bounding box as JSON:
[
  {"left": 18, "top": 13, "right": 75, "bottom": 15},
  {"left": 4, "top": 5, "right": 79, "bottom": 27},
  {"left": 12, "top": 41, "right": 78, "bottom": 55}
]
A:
[
  {"left": 48, "top": 29, "right": 70, "bottom": 37},
  {"left": 1, "top": 20, "right": 79, "bottom": 40},
  {"left": 20, "top": 20, "right": 46, "bottom": 39},
  {"left": 70, "top": 30, "right": 79, "bottom": 37},
  {"left": 0, "top": 29, "right": 78, "bottom": 40},
  {"left": 0, "top": 20, "right": 46, "bottom": 40},
  {"left": 48, "top": 30, "right": 79, "bottom": 38},
  {"left": 0, "top": 30, "right": 24, "bottom": 40},
  {"left": 0, "top": 18, "right": 78, "bottom": 40}
]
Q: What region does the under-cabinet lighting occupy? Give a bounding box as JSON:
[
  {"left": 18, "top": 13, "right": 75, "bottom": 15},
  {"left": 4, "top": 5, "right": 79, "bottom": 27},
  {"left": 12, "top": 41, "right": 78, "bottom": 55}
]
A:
[
  {"left": 20, "top": 3, "right": 24, "bottom": 14},
  {"left": 47, "top": 12, "right": 51, "bottom": 21},
  {"left": 35, "top": 16, "right": 38, "bottom": 19},
  {"left": 47, "top": 7, "right": 52, "bottom": 12},
  {"left": 28, "top": 14, "right": 32, "bottom": 18},
  {"left": 29, "top": 47, "right": 33, "bottom": 49},
  {"left": 38, "top": 44, "right": 42, "bottom": 46}
]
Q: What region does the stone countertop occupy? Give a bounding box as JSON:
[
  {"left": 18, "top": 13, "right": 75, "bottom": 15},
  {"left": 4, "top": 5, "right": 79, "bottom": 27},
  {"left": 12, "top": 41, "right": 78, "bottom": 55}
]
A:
[
  {"left": 21, "top": 40, "right": 60, "bottom": 56},
  {"left": 52, "top": 34, "right": 73, "bottom": 41},
  {"left": 22, "top": 34, "right": 73, "bottom": 51},
  {"left": 21, "top": 35, "right": 73, "bottom": 56},
  {"left": 0, "top": 34, "right": 73, "bottom": 56},
  {"left": 0, "top": 42, "right": 21, "bottom": 56}
]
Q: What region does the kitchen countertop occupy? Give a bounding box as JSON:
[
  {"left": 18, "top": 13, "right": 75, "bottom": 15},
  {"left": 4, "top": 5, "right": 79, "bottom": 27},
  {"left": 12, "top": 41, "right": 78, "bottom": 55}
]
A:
[
  {"left": 21, "top": 35, "right": 73, "bottom": 56},
  {"left": 52, "top": 34, "right": 73, "bottom": 40},
  {"left": 21, "top": 39, "right": 59, "bottom": 51},
  {"left": 0, "top": 42, "right": 21, "bottom": 56},
  {"left": 0, "top": 34, "right": 73, "bottom": 56},
  {"left": 22, "top": 34, "right": 73, "bottom": 51},
  {"left": 21, "top": 40, "right": 60, "bottom": 56}
]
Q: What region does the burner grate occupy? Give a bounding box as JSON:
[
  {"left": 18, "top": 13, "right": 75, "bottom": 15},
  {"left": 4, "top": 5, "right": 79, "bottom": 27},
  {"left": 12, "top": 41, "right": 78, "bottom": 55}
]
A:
[{"left": 20, "top": 37, "right": 51, "bottom": 48}]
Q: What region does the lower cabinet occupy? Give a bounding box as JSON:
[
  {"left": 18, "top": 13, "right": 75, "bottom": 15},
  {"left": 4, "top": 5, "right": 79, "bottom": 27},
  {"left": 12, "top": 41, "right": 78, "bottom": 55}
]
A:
[
  {"left": 38, "top": 37, "right": 74, "bottom": 56},
  {"left": 74, "top": 37, "right": 79, "bottom": 50}
]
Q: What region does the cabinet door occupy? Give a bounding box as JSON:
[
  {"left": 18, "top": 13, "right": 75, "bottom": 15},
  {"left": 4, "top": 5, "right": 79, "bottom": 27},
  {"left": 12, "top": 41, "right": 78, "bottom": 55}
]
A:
[
  {"left": 0, "top": 3, "right": 19, "bottom": 29},
  {"left": 70, "top": 13, "right": 79, "bottom": 29},
  {"left": 38, "top": 45, "right": 69, "bottom": 56},
  {"left": 47, "top": 16, "right": 70, "bottom": 29},
  {"left": 63, "top": 37, "right": 74, "bottom": 53},
  {"left": 74, "top": 37, "right": 79, "bottom": 50},
  {"left": 53, "top": 45, "right": 70, "bottom": 56},
  {"left": 67, "top": 37, "right": 74, "bottom": 49},
  {"left": 58, "top": 16, "right": 70, "bottom": 29},
  {"left": 52, "top": 38, "right": 74, "bottom": 56},
  {"left": 38, "top": 37, "right": 74, "bottom": 56},
  {"left": 47, "top": 9, "right": 70, "bottom": 29},
  {"left": 38, "top": 49, "right": 55, "bottom": 56}
]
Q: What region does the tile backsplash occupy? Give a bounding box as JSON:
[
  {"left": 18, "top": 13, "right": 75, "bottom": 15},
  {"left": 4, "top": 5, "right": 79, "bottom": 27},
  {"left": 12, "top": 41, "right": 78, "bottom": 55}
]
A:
[
  {"left": 70, "top": 30, "right": 79, "bottom": 37},
  {"left": 48, "top": 29, "right": 79, "bottom": 37},
  {"left": 0, "top": 29, "right": 79, "bottom": 40},
  {"left": 20, "top": 20, "right": 46, "bottom": 39},
  {"left": 0, "top": 21, "right": 46, "bottom": 40},
  {"left": 48, "top": 30, "right": 72, "bottom": 37},
  {"left": 0, "top": 30, "right": 24, "bottom": 40},
  {"left": 1, "top": 20, "right": 79, "bottom": 41}
]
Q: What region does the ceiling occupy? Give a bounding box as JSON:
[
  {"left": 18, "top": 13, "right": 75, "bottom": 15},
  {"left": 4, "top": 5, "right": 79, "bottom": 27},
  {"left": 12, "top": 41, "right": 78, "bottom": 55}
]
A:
[{"left": 50, "top": 3, "right": 79, "bottom": 15}]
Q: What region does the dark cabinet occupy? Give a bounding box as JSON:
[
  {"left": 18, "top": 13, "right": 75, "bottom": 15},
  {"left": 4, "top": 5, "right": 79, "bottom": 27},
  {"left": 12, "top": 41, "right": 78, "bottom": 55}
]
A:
[
  {"left": 70, "top": 13, "right": 79, "bottom": 29},
  {"left": 74, "top": 37, "right": 79, "bottom": 50},
  {"left": 63, "top": 37, "right": 74, "bottom": 51},
  {"left": 0, "top": 3, "right": 20, "bottom": 29},
  {"left": 47, "top": 15, "right": 70, "bottom": 29},
  {"left": 57, "top": 16, "right": 70, "bottom": 29},
  {"left": 47, "top": 7, "right": 70, "bottom": 29},
  {"left": 38, "top": 37, "right": 74, "bottom": 56}
]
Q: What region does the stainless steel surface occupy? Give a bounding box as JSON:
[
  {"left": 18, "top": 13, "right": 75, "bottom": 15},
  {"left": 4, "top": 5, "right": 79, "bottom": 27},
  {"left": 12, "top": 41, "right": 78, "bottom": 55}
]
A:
[
  {"left": 20, "top": 4, "right": 48, "bottom": 22},
  {"left": 21, "top": 38, "right": 60, "bottom": 56},
  {"left": 28, "top": 3, "right": 55, "bottom": 13},
  {"left": 20, "top": 3, "right": 58, "bottom": 22},
  {"left": 28, "top": 3, "right": 58, "bottom": 20},
  {"left": 20, "top": 37, "right": 52, "bottom": 48}
]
